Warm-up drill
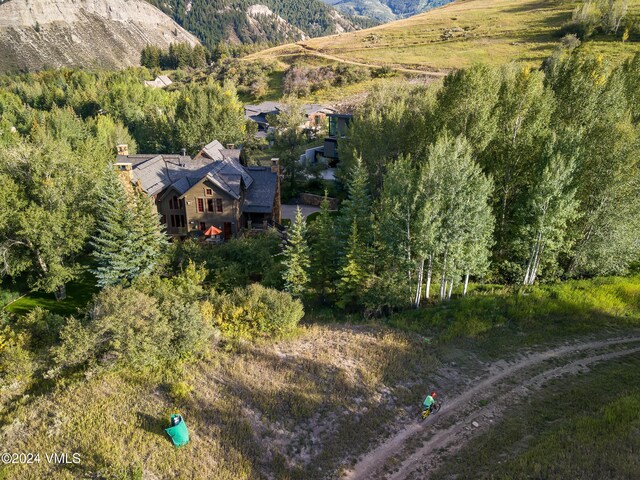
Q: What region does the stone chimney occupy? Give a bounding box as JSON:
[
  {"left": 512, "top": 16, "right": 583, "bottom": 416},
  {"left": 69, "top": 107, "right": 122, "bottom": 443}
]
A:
[
  {"left": 117, "top": 144, "right": 129, "bottom": 156},
  {"left": 271, "top": 158, "right": 279, "bottom": 174}
]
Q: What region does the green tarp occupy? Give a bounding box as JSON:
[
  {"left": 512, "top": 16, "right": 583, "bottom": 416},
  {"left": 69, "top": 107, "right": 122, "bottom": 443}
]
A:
[{"left": 165, "top": 414, "right": 189, "bottom": 447}]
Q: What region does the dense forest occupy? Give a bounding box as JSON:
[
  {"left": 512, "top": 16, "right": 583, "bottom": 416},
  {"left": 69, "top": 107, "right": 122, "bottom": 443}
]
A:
[{"left": 145, "top": 0, "right": 377, "bottom": 50}]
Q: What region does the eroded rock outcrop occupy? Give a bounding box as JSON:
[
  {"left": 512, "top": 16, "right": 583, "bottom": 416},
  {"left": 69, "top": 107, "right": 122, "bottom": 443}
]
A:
[{"left": 0, "top": 0, "right": 200, "bottom": 72}]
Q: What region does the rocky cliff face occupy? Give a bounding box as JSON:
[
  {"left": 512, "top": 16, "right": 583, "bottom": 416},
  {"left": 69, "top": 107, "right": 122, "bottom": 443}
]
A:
[{"left": 0, "top": 0, "right": 200, "bottom": 72}]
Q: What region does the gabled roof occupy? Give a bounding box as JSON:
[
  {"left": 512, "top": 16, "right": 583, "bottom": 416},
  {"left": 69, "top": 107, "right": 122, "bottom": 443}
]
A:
[
  {"left": 117, "top": 140, "right": 278, "bottom": 215},
  {"left": 243, "top": 167, "right": 277, "bottom": 213},
  {"left": 143, "top": 76, "right": 173, "bottom": 88},
  {"left": 200, "top": 140, "right": 225, "bottom": 160},
  {"left": 302, "top": 104, "right": 336, "bottom": 116}
]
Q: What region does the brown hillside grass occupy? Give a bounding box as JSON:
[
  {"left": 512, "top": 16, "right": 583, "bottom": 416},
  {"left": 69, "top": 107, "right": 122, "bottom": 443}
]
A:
[{"left": 248, "top": 0, "right": 640, "bottom": 72}]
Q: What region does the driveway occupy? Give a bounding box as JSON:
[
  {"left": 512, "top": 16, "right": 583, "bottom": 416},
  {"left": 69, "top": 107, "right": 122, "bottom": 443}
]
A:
[{"left": 281, "top": 204, "right": 321, "bottom": 222}]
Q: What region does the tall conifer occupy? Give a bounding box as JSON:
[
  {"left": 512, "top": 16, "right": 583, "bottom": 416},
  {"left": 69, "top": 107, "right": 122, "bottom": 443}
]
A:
[{"left": 282, "top": 207, "right": 310, "bottom": 296}]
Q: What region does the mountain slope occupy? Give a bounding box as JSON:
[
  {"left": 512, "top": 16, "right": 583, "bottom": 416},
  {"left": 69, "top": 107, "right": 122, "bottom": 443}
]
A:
[
  {"left": 0, "top": 0, "right": 199, "bottom": 73},
  {"left": 249, "top": 0, "right": 640, "bottom": 72},
  {"left": 147, "top": 0, "right": 377, "bottom": 49}
]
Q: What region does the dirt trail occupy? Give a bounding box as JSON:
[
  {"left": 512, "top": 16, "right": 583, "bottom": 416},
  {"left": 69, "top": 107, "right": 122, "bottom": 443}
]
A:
[
  {"left": 293, "top": 43, "right": 448, "bottom": 78},
  {"left": 343, "top": 335, "right": 640, "bottom": 480}
]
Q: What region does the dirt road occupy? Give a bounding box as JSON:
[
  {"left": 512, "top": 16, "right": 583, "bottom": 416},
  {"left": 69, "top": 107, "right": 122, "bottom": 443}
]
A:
[{"left": 343, "top": 335, "right": 640, "bottom": 480}]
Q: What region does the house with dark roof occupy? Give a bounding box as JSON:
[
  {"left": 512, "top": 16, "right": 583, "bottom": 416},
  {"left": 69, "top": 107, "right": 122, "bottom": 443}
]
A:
[
  {"left": 114, "top": 141, "right": 280, "bottom": 240},
  {"left": 244, "top": 102, "right": 336, "bottom": 138}
]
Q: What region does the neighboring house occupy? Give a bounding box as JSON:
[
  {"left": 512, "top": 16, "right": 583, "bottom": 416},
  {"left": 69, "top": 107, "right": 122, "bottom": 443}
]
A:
[
  {"left": 244, "top": 101, "right": 284, "bottom": 133},
  {"left": 299, "top": 113, "right": 353, "bottom": 168},
  {"left": 114, "top": 141, "right": 281, "bottom": 240},
  {"left": 302, "top": 104, "right": 337, "bottom": 131},
  {"left": 323, "top": 113, "right": 353, "bottom": 165},
  {"left": 244, "top": 102, "right": 336, "bottom": 137},
  {"left": 144, "top": 75, "right": 173, "bottom": 88}
]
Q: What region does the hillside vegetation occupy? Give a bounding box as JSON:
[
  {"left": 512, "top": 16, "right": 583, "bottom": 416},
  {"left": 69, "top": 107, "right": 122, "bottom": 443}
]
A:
[
  {"left": 2, "top": 276, "right": 639, "bottom": 479},
  {"left": 249, "top": 0, "right": 640, "bottom": 71}
]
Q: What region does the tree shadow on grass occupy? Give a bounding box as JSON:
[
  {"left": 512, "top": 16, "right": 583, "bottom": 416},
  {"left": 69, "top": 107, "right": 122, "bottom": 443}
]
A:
[{"left": 136, "top": 411, "right": 173, "bottom": 444}]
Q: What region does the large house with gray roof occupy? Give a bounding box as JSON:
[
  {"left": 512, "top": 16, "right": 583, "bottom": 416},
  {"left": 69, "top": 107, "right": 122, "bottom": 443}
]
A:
[{"left": 114, "top": 141, "right": 280, "bottom": 240}]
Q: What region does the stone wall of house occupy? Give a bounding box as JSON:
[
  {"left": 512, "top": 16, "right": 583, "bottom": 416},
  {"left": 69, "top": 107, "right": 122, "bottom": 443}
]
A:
[{"left": 298, "top": 193, "right": 339, "bottom": 210}]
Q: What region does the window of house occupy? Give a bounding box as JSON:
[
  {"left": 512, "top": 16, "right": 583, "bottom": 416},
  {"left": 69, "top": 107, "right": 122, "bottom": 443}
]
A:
[
  {"left": 197, "top": 198, "right": 204, "bottom": 213},
  {"left": 205, "top": 188, "right": 213, "bottom": 196},
  {"left": 170, "top": 214, "right": 185, "bottom": 228},
  {"left": 216, "top": 198, "right": 223, "bottom": 213},
  {"left": 170, "top": 196, "right": 184, "bottom": 210},
  {"left": 207, "top": 198, "right": 214, "bottom": 212},
  {"left": 199, "top": 222, "right": 206, "bottom": 231}
]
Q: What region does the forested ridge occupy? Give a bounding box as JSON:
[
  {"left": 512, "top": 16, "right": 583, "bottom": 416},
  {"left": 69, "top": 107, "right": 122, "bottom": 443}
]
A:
[{"left": 145, "top": 0, "right": 376, "bottom": 50}]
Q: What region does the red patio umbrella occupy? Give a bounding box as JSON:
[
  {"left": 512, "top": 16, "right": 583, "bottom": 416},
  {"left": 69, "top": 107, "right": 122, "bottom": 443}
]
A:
[{"left": 204, "top": 225, "right": 222, "bottom": 236}]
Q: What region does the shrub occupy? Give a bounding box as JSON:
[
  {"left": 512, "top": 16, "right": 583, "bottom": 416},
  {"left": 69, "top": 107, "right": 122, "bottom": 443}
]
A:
[
  {"left": 283, "top": 64, "right": 371, "bottom": 96},
  {"left": 51, "top": 287, "right": 170, "bottom": 372},
  {"left": 212, "top": 284, "right": 304, "bottom": 339},
  {"left": 15, "top": 306, "right": 65, "bottom": 349},
  {"left": 132, "top": 262, "right": 214, "bottom": 359},
  {"left": 170, "top": 234, "right": 283, "bottom": 291},
  {"left": 373, "top": 66, "right": 396, "bottom": 78},
  {"left": 0, "top": 325, "right": 33, "bottom": 386},
  {"left": 169, "top": 381, "right": 193, "bottom": 403}
]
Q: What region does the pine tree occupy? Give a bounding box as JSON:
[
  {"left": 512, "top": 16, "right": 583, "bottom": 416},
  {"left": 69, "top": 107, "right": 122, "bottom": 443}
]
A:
[
  {"left": 336, "top": 220, "right": 369, "bottom": 309},
  {"left": 131, "top": 189, "right": 167, "bottom": 278},
  {"left": 92, "top": 171, "right": 166, "bottom": 287},
  {"left": 92, "top": 171, "right": 137, "bottom": 287},
  {"left": 310, "top": 191, "right": 337, "bottom": 301},
  {"left": 338, "top": 156, "right": 372, "bottom": 250},
  {"left": 282, "top": 207, "right": 310, "bottom": 296}
]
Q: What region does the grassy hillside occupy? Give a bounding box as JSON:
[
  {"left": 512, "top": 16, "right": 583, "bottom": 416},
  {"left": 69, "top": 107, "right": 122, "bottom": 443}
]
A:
[
  {"left": 2, "top": 277, "right": 640, "bottom": 479},
  {"left": 248, "top": 0, "right": 640, "bottom": 72},
  {"left": 1, "top": 325, "right": 438, "bottom": 480}
]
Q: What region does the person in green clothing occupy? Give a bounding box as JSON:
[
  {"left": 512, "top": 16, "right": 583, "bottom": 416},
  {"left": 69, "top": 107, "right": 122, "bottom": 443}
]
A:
[{"left": 422, "top": 390, "right": 438, "bottom": 413}]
